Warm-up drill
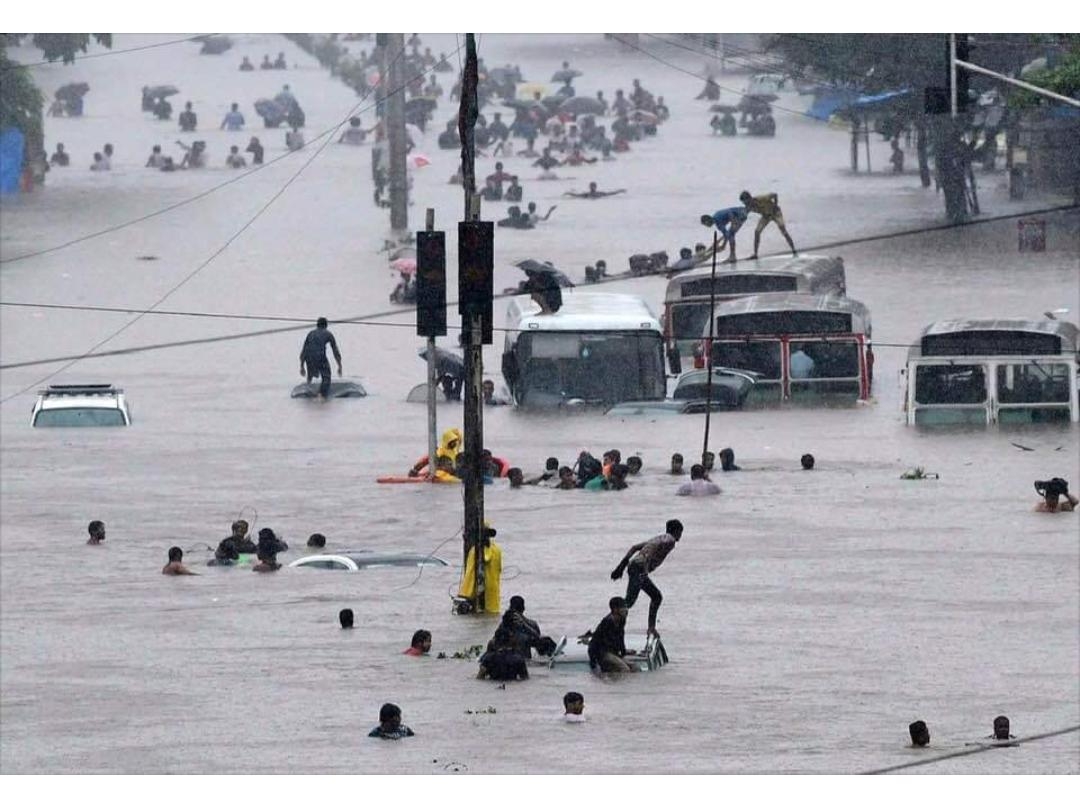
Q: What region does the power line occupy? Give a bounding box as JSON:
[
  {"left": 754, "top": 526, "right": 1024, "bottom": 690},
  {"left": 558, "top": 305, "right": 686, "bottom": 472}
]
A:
[
  {"left": 3, "top": 201, "right": 1076, "bottom": 373},
  {"left": 0, "top": 45, "right": 460, "bottom": 266},
  {"left": 862, "top": 724, "right": 1080, "bottom": 774},
  {"left": 0, "top": 35, "right": 211, "bottom": 72},
  {"left": 607, "top": 34, "right": 833, "bottom": 124},
  {"left": 0, "top": 42, "right": 464, "bottom": 403}
]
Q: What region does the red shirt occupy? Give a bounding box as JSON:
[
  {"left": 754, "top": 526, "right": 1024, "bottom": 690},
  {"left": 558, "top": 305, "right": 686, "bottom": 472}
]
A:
[{"left": 403, "top": 647, "right": 425, "bottom": 656}]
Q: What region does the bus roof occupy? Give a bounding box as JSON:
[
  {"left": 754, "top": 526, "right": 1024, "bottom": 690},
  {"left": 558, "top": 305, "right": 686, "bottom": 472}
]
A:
[
  {"left": 707, "top": 292, "right": 871, "bottom": 336},
  {"left": 665, "top": 254, "right": 844, "bottom": 302},
  {"left": 505, "top": 292, "right": 662, "bottom": 334},
  {"left": 909, "top": 318, "right": 1080, "bottom": 358}
]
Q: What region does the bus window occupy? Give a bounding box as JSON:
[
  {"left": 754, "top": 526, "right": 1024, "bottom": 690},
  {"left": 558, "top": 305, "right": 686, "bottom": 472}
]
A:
[
  {"left": 915, "top": 364, "right": 987, "bottom": 405},
  {"left": 670, "top": 304, "right": 714, "bottom": 340},
  {"left": 789, "top": 342, "right": 860, "bottom": 379},
  {"left": 711, "top": 342, "right": 781, "bottom": 379},
  {"left": 996, "top": 363, "right": 1071, "bottom": 404}
]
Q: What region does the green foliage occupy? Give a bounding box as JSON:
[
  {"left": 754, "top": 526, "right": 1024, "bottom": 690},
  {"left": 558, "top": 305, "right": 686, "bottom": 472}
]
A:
[
  {"left": 1, "top": 34, "right": 112, "bottom": 64},
  {"left": 0, "top": 48, "right": 43, "bottom": 149},
  {"left": 1009, "top": 47, "right": 1080, "bottom": 109}
]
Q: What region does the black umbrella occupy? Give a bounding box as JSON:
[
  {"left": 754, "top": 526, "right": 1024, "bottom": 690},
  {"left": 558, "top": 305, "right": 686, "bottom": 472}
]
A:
[
  {"left": 514, "top": 259, "right": 574, "bottom": 288},
  {"left": 739, "top": 93, "right": 777, "bottom": 111},
  {"left": 197, "top": 35, "right": 233, "bottom": 55},
  {"left": 551, "top": 69, "right": 583, "bottom": 83},
  {"left": 55, "top": 82, "right": 90, "bottom": 101},
  {"left": 559, "top": 96, "right": 605, "bottom": 116},
  {"left": 146, "top": 84, "right": 180, "bottom": 99},
  {"left": 419, "top": 347, "right": 465, "bottom": 379}
]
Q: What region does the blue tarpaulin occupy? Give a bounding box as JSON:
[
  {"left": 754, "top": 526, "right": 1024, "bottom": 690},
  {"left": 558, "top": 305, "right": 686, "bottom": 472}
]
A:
[
  {"left": 0, "top": 127, "right": 26, "bottom": 194},
  {"left": 807, "top": 88, "right": 859, "bottom": 120},
  {"left": 848, "top": 88, "right": 912, "bottom": 110}
]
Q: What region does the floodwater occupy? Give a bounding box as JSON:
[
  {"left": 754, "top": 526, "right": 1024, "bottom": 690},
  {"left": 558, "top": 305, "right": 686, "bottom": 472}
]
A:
[{"left": 1, "top": 34, "right": 1077, "bottom": 774}]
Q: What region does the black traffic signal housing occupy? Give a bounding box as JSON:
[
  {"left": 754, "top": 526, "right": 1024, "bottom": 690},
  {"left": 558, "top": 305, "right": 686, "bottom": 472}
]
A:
[
  {"left": 416, "top": 230, "right": 446, "bottom": 337},
  {"left": 458, "top": 221, "right": 494, "bottom": 344}
]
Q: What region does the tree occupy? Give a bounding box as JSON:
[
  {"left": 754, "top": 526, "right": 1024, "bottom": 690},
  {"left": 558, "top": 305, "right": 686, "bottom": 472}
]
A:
[
  {"left": 0, "top": 34, "right": 112, "bottom": 170},
  {"left": 764, "top": 34, "right": 1050, "bottom": 223}
]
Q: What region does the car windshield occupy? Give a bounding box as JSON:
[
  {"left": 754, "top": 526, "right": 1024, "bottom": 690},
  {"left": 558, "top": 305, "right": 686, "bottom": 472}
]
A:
[{"left": 34, "top": 408, "right": 126, "bottom": 427}]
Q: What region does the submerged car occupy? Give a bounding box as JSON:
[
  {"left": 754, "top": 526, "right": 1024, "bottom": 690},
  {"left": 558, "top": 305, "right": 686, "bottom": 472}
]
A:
[
  {"left": 287, "top": 552, "right": 451, "bottom": 571},
  {"left": 31, "top": 384, "right": 132, "bottom": 427},
  {"left": 606, "top": 367, "right": 756, "bottom": 416}
]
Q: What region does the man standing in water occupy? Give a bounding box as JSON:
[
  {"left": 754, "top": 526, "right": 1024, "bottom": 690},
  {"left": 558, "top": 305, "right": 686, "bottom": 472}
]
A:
[
  {"left": 609, "top": 519, "right": 683, "bottom": 636},
  {"left": 299, "top": 317, "right": 343, "bottom": 399}
]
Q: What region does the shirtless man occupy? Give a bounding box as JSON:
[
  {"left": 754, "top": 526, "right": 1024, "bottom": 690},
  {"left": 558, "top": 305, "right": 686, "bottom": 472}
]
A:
[
  {"left": 609, "top": 519, "right": 683, "bottom": 635},
  {"left": 162, "top": 546, "right": 198, "bottom": 575},
  {"left": 564, "top": 181, "right": 626, "bottom": 199},
  {"left": 1033, "top": 478, "right": 1078, "bottom": 512}
]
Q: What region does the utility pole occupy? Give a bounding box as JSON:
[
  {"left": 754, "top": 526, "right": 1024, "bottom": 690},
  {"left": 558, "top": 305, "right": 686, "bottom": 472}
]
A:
[
  {"left": 422, "top": 209, "right": 438, "bottom": 480},
  {"left": 385, "top": 32, "right": 409, "bottom": 235},
  {"left": 458, "top": 33, "right": 492, "bottom": 612},
  {"left": 700, "top": 230, "right": 719, "bottom": 465}
]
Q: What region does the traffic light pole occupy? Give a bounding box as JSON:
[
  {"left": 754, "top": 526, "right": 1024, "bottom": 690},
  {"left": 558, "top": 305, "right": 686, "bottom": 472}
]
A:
[
  {"left": 459, "top": 33, "right": 485, "bottom": 609},
  {"left": 425, "top": 208, "right": 438, "bottom": 483}
]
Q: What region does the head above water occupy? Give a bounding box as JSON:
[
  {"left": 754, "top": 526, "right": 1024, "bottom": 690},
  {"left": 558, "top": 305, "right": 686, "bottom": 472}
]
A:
[
  {"left": 719, "top": 448, "right": 736, "bottom": 471},
  {"left": 545, "top": 457, "right": 559, "bottom": 471},
  {"left": 410, "top": 629, "right": 432, "bottom": 651},
  {"left": 339, "top": 608, "right": 354, "bottom": 629},
  {"left": 563, "top": 691, "right": 584, "bottom": 714},
  {"left": 702, "top": 451, "right": 715, "bottom": 471},
  {"left": 232, "top": 519, "right": 249, "bottom": 537},
  {"left": 307, "top": 533, "right": 326, "bottom": 548},
  {"left": 168, "top": 546, "right": 183, "bottom": 563},
  {"left": 909, "top": 720, "right": 930, "bottom": 747},
  {"left": 509, "top": 595, "right": 525, "bottom": 613},
  {"left": 690, "top": 464, "right": 705, "bottom": 480},
  {"left": 507, "top": 467, "right": 523, "bottom": 487},
  {"left": 379, "top": 702, "right": 402, "bottom": 725},
  {"left": 88, "top": 520, "right": 105, "bottom": 540},
  {"left": 993, "top": 716, "right": 1011, "bottom": 739},
  {"left": 316, "top": 317, "right": 328, "bottom": 328},
  {"left": 670, "top": 453, "right": 684, "bottom": 474},
  {"left": 626, "top": 456, "right": 642, "bottom": 475},
  {"left": 801, "top": 453, "right": 815, "bottom": 470}
]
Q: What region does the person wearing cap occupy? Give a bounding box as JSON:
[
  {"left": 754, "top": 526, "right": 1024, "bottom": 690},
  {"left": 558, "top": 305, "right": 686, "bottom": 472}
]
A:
[
  {"left": 299, "top": 317, "right": 343, "bottom": 400},
  {"left": 609, "top": 520, "right": 684, "bottom": 636}
]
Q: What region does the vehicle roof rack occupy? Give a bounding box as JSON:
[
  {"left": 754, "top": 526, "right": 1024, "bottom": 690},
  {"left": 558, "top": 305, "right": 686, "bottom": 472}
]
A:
[{"left": 41, "top": 384, "right": 119, "bottom": 395}]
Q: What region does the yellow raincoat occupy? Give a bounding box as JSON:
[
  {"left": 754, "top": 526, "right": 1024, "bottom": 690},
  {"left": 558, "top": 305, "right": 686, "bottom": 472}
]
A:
[{"left": 457, "top": 540, "right": 502, "bottom": 613}]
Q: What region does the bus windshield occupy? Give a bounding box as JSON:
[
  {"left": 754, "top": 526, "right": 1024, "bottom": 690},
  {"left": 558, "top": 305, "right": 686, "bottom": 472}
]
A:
[{"left": 517, "top": 331, "right": 665, "bottom": 404}]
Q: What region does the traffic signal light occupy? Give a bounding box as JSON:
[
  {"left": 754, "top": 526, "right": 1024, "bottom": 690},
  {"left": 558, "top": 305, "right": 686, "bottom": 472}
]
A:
[
  {"left": 416, "top": 230, "right": 446, "bottom": 337},
  {"left": 458, "top": 221, "right": 494, "bottom": 344}
]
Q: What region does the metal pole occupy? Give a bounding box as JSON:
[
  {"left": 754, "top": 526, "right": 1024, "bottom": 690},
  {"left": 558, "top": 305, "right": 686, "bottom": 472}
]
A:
[
  {"left": 459, "top": 33, "right": 485, "bottom": 612},
  {"left": 425, "top": 208, "right": 438, "bottom": 483},
  {"left": 949, "top": 33, "right": 958, "bottom": 119},
  {"left": 387, "top": 33, "right": 409, "bottom": 234},
  {"left": 701, "top": 231, "right": 719, "bottom": 465},
  {"left": 955, "top": 57, "right": 1080, "bottom": 108}
]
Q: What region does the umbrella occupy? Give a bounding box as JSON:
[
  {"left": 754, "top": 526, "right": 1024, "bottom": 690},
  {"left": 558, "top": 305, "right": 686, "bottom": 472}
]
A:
[
  {"left": 517, "top": 82, "right": 549, "bottom": 101},
  {"left": 409, "top": 153, "right": 431, "bottom": 168},
  {"left": 55, "top": 82, "right": 90, "bottom": 101},
  {"left": 389, "top": 245, "right": 417, "bottom": 261},
  {"left": 391, "top": 258, "right": 417, "bottom": 275},
  {"left": 709, "top": 104, "right": 739, "bottom": 113},
  {"left": 145, "top": 85, "right": 180, "bottom": 99},
  {"left": 558, "top": 96, "right": 606, "bottom": 116},
  {"left": 255, "top": 98, "right": 284, "bottom": 117},
  {"left": 419, "top": 347, "right": 465, "bottom": 379},
  {"left": 540, "top": 96, "right": 564, "bottom": 111},
  {"left": 551, "top": 69, "right": 583, "bottom": 83},
  {"left": 739, "top": 93, "right": 777, "bottom": 111},
  {"left": 514, "top": 259, "right": 574, "bottom": 288},
  {"left": 197, "top": 35, "right": 233, "bottom": 55}
]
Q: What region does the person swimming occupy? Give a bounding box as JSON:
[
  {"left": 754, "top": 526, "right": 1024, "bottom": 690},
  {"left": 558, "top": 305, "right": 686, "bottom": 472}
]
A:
[{"left": 87, "top": 520, "right": 106, "bottom": 545}]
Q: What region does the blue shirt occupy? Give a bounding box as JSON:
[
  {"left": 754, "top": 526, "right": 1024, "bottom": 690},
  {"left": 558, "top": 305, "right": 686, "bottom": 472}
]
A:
[
  {"left": 222, "top": 110, "right": 245, "bottom": 130},
  {"left": 711, "top": 207, "right": 747, "bottom": 228}
]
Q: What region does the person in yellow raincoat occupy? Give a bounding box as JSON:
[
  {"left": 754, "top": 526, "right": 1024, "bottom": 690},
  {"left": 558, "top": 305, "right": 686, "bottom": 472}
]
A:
[
  {"left": 408, "top": 428, "right": 464, "bottom": 478},
  {"left": 457, "top": 526, "right": 501, "bottom": 613}
]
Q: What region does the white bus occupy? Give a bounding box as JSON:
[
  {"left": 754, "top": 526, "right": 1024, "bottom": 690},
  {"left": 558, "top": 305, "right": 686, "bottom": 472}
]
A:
[
  {"left": 502, "top": 292, "right": 666, "bottom": 408},
  {"left": 905, "top": 319, "right": 1079, "bottom": 425},
  {"left": 664, "top": 254, "right": 846, "bottom": 371}
]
